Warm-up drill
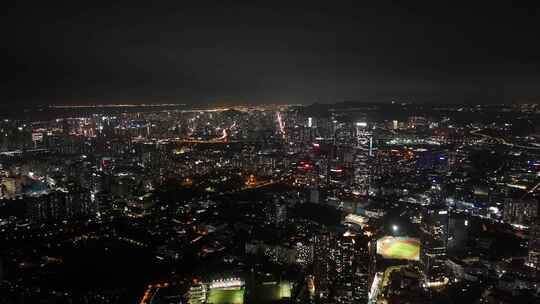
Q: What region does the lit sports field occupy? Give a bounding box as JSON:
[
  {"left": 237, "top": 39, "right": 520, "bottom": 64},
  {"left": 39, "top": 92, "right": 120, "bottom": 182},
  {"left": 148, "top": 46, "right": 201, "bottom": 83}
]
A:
[
  {"left": 206, "top": 288, "right": 245, "bottom": 304},
  {"left": 376, "top": 236, "right": 420, "bottom": 261},
  {"left": 254, "top": 282, "right": 292, "bottom": 303}
]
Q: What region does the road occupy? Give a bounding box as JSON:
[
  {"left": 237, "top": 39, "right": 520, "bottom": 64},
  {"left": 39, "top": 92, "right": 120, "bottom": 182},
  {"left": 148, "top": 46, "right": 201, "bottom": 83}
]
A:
[{"left": 470, "top": 128, "right": 540, "bottom": 151}]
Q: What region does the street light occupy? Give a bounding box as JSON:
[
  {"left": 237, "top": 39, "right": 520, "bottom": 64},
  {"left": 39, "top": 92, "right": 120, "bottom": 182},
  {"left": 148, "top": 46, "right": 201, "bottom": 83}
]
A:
[{"left": 392, "top": 225, "right": 398, "bottom": 233}]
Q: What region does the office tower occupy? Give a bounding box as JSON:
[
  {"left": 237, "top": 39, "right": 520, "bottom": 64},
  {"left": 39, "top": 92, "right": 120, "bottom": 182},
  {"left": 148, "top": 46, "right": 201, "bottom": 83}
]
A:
[{"left": 352, "top": 123, "right": 372, "bottom": 197}]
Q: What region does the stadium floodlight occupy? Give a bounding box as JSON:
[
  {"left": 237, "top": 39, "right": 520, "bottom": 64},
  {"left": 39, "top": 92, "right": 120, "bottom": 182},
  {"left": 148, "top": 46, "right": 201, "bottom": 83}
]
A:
[
  {"left": 356, "top": 122, "right": 367, "bottom": 127},
  {"left": 392, "top": 225, "right": 398, "bottom": 232}
]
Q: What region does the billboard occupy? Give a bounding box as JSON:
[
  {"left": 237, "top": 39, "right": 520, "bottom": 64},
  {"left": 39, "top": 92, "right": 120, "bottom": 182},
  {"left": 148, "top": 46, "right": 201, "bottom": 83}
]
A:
[{"left": 376, "top": 236, "right": 420, "bottom": 261}]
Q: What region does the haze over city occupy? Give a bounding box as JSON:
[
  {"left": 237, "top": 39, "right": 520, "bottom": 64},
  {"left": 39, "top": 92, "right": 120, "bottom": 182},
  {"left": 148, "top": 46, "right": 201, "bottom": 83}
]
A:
[{"left": 5, "top": 2, "right": 540, "bottom": 106}]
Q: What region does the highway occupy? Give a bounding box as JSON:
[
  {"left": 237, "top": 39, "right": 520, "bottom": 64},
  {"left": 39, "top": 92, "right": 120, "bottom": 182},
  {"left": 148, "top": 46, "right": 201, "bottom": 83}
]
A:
[{"left": 470, "top": 128, "right": 540, "bottom": 151}]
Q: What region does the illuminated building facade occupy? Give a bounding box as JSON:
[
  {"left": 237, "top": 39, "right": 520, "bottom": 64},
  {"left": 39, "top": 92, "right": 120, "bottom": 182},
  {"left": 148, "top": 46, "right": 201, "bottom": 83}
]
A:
[
  {"left": 528, "top": 216, "right": 540, "bottom": 271},
  {"left": 313, "top": 229, "right": 367, "bottom": 303},
  {"left": 353, "top": 122, "right": 372, "bottom": 197}
]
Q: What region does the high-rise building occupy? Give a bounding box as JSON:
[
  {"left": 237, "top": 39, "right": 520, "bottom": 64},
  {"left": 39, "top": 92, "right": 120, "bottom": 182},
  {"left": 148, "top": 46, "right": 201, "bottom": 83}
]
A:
[
  {"left": 187, "top": 283, "right": 207, "bottom": 304},
  {"left": 421, "top": 237, "right": 447, "bottom": 285},
  {"left": 354, "top": 236, "right": 370, "bottom": 303},
  {"left": 352, "top": 122, "right": 373, "bottom": 198},
  {"left": 295, "top": 242, "right": 314, "bottom": 266},
  {"left": 503, "top": 198, "right": 538, "bottom": 228},
  {"left": 26, "top": 186, "right": 95, "bottom": 222},
  {"left": 264, "top": 200, "right": 287, "bottom": 226},
  {"left": 66, "top": 184, "right": 94, "bottom": 217},
  {"left": 447, "top": 214, "right": 469, "bottom": 254},
  {"left": 423, "top": 209, "right": 449, "bottom": 247},
  {"left": 0, "top": 177, "right": 22, "bottom": 199},
  {"left": 528, "top": 214, "right": 540, "bottom": 272},
  {"left": 313, "top": 229, "right": 367, "bottom": 303},
  {"left": 309, "top": 186, "right": 319, "bottom": 204},
  {"left": 313, "top": 232, "right": 333, "bottom": 300},
  {"left": 94, "top": 191, "right": 113, "bottom": 215}
]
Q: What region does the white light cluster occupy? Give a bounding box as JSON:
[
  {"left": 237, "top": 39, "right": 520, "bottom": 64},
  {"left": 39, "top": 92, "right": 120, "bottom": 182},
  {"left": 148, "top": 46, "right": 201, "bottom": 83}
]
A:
[{"left": 209, "top": 278, "right": 244, "bottom": 289}]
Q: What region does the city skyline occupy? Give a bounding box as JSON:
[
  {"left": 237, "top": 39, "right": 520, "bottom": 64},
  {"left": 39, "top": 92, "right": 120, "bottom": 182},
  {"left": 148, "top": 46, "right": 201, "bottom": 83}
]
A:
[{"left": 0, "top": 101, "right": 540, "bottom": 303}]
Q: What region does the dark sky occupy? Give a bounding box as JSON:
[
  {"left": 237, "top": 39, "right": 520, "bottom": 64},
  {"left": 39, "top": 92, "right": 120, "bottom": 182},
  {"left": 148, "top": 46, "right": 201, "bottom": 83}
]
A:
[{"left": 4, "top": 1, "right": 540, "bottom": 105}]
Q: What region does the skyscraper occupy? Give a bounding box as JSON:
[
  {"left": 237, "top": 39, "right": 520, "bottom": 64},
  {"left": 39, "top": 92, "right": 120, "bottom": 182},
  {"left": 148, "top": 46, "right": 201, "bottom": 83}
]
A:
[
  {"left": 313, "top": 229, "right": 367, "bottom": 304},
  {"left": 528, "top": 213, "right": 540, "bottom": 272},
  {"left": 353, "top": 122, "right": 372, "bottom": 197}
]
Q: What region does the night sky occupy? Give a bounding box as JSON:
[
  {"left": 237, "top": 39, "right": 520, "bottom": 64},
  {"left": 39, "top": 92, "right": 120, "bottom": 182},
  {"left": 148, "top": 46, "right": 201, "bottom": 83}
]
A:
[{"left": 4, "top": 2, "right": 540, "bottom": 105}]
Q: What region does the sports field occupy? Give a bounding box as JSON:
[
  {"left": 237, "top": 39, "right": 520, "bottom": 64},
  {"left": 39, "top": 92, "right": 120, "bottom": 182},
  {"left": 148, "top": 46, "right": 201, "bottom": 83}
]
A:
[
  {"left": 254, "top": 282, "right": 292, "bottom": 303},
  {"left": 376, "top": 236, "right": 420, "bottom": 260},
  {"left": 206, "top": 288, "right": 245, "bottom": 304}
]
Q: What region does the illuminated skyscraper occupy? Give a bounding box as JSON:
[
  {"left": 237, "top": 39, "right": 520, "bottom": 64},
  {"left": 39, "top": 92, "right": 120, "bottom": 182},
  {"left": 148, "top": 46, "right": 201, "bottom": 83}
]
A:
[
  {"left": 313, "top": 229, "right": 367, "bottom": 303},
  {"left": 528, "top": 212, "right": 540, "bottom": 271},
  {"left": 353, "top": 122, "right": 372, "bottom": 197}
]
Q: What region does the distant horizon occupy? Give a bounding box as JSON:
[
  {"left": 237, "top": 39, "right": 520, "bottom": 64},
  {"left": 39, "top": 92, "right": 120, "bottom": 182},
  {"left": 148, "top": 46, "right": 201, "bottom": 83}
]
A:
[{"left": 4, "top": 97, "right": 539, "bottom": 109}]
